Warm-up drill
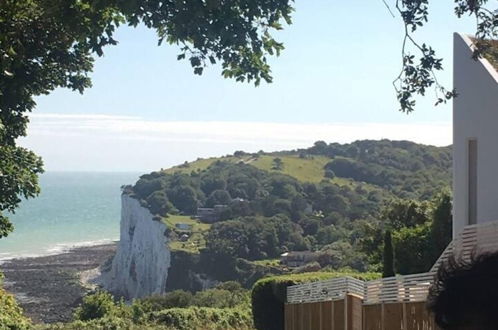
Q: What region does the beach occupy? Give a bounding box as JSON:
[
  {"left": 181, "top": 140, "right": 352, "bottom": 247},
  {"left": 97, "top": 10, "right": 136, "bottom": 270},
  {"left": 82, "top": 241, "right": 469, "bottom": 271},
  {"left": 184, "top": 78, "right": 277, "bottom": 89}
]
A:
[{"left": 1, "top": 243, "right": 117, "bottom": 324}]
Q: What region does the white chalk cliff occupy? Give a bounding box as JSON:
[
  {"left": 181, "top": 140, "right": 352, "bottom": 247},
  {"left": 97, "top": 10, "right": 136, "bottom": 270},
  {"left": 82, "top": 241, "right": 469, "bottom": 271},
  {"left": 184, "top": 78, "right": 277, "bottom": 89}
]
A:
[{"left": 102, "top": 194, "right": 171, "bottom": 299}]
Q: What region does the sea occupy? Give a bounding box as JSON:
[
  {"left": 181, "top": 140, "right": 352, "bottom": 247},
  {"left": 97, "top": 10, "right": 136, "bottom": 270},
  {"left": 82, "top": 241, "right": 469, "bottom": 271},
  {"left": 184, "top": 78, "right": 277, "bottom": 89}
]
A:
[{"left": 0, "top": 172, "right": 140, "bottom": 261}]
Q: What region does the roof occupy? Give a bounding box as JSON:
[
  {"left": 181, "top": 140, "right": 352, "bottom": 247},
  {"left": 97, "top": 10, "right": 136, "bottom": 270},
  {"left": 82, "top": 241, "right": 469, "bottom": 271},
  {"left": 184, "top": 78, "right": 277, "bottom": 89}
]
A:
[{"left": 470, "top": 37, "right": 498, "bottom": 71}]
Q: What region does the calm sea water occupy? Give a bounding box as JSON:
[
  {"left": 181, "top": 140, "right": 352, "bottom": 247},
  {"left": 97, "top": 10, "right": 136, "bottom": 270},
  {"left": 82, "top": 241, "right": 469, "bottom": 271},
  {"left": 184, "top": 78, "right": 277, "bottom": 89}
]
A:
[{"left": 0, "top": 172, "right": 140, "bottom": 260}]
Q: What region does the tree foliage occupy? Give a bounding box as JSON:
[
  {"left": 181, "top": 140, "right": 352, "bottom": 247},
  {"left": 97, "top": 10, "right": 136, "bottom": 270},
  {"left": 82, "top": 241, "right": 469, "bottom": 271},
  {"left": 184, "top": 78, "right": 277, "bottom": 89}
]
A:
[
  {"left": 382, "top": 230, "right": 395, "bottom": 277},
  {"left": 0, "top": 0, "right": 294, "bottom": 238},
  {"left": 363, "top": 189, "right": 453, "bottom": 274},
  {"left": 0, "top": 145, "right": 43, "bottom": 238},
  {"left": 391, "top": 0, "right": 497, "bottom": 112}
]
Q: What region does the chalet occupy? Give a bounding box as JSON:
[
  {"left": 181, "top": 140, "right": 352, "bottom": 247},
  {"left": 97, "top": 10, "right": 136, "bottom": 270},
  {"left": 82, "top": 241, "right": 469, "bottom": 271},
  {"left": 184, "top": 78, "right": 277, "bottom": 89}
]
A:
[
  {"left": 280, "top": 251, "right": 318, "bottom": 268},
  {"left": 196, "top": 204, "right": 228, "bottom": 223}
]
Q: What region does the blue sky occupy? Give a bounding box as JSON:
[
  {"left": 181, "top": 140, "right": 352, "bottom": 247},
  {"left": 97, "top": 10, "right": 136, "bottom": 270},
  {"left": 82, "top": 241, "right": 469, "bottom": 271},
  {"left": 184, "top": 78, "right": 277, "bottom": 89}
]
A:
[{"left": 22, "top": 1, "right": 476, "bottom": 172}]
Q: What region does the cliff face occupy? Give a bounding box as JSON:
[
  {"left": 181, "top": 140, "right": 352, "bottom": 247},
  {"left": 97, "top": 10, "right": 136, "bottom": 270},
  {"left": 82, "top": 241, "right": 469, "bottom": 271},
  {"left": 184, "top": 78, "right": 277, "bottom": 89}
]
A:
[{"left": 102, "top": 194, "right": 170, "bottom": 299}]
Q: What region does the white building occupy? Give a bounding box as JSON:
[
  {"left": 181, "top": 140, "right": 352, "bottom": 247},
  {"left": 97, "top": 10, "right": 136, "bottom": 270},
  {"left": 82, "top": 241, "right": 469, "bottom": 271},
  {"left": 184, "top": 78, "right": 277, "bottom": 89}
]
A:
[{"left": 453, "top": 33, "right": 498, "bottom": 237}]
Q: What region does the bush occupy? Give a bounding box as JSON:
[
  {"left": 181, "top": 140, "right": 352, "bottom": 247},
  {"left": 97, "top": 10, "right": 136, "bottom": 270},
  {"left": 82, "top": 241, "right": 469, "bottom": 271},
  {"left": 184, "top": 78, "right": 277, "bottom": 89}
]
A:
[
  {"left": 251, "top": 271, "right": 380, "bottom": 330},
  {"left": 74, "top": 291, "right": 122, "bottom": 321},
  {"left": 150, "top": 307, "right": 253, "bottom": 330},
  {"left": 192, "top": 289, "right": 248, "bottom": 309},
  {"left": 0, "top": 288, "right": 30, "bottom": 329},
  {"left": 139, "top": 290, "right": 193, "bottom": 311},
  {"left": 324, "top": 169, "right": 335, "bottom": 179}
]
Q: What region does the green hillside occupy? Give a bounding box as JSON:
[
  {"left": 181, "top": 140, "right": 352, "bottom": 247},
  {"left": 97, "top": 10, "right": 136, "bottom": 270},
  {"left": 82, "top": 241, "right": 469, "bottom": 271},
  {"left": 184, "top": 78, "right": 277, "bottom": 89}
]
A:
[
  {"left": 127, "top": 139, "right": 452, "bottom": 286},
  {"left": 166, "top": 154, "right": 332, "bottom": 183}
]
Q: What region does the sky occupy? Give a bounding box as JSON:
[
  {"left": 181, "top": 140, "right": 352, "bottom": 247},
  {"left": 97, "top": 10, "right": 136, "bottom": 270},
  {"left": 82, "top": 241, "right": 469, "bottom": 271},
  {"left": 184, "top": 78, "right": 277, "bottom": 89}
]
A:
[{"left": 20, "top": 1, "right": 476, "bottom": 172}]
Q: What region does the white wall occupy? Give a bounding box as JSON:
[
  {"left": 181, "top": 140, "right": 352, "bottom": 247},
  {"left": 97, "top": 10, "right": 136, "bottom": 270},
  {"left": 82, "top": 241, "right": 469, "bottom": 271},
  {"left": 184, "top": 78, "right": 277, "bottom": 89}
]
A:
[{"left": 453, "top": 33, "right": 498, "bottom": 237}]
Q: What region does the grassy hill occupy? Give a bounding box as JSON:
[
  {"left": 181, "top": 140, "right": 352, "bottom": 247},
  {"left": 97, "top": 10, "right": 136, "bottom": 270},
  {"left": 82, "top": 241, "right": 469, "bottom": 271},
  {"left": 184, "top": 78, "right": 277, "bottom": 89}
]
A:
[
  {"left": 129, "top": 139, "right": 451, "bottom": 274},
  {"left": 166, "top": 154, "right": 373, "bottom": 189},
  {"left": 165, "top": 154, "right": 331, "bottom": 183}
]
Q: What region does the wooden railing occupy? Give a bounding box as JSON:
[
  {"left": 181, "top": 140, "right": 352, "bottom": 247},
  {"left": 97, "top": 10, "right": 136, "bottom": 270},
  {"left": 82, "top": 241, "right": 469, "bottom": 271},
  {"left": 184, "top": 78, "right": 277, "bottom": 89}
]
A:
[
  {"left": 285, "top": 221, "right": 498, "bottom": 329},
  {"left": 363, "top": 272, "right": 435, "bottom": 305},
  {"left": 287, "top": 277, "right": 365, "bottom": 304},
  {"left": 431, "top": 221, "right": 498, "bottom": 272}
]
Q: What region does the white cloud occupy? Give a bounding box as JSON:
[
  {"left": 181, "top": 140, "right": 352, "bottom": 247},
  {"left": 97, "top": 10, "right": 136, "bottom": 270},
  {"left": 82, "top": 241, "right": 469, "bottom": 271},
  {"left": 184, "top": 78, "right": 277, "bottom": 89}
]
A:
[{"left": 20, "top": 113, "right": 452, "bottom": 172}]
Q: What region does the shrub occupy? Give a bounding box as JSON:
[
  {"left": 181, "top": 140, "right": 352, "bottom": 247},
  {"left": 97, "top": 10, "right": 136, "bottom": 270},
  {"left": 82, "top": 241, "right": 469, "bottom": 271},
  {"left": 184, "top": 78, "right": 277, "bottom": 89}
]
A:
[
  {"left": 0, "top": 288, "right": 30, "bottom": 329},
  {"left": 139, "top": 290, "right": 193, "bottom": 311},
  {"left": 251, "top": 271, "right": 380, "bottom": 330},
  {"left": 324, "top": 169, "right": 335, "bottom": 179},
  {"left": 74, "top": 291, "right": 121, "bottom": 321},
  {"left": 192, "top": 289, "right": 247, "bottom": 308},
  {"left": 150, "top": 307, "right": 253, "bottom": 330}
]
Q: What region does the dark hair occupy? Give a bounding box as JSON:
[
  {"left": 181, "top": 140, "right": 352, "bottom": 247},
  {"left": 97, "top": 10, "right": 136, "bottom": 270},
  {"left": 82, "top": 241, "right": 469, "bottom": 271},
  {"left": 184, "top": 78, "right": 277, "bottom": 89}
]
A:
[{"left": 427, "top": 252, "right": 498, "bottom": 329}]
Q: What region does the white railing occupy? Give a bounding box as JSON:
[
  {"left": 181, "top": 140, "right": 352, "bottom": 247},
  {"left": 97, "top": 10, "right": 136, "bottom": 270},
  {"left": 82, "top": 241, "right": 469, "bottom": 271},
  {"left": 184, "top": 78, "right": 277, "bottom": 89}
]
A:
[
  {"left": 431, "top": 221, "right": 498, "bottom": 272},
  {"left": 287, "top": 221, "right": 498, "bottom": 305},
  {"left": 363, "top": 272, "right": 435, "bottom": 305},
  {"left": 286, "top": 276, "right": 365, "bottom": 304}
]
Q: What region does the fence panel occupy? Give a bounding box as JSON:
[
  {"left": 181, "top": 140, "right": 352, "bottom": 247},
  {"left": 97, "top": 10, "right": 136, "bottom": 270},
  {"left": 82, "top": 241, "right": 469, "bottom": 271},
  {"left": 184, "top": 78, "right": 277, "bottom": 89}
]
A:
[
  {"left": 311, "top": 302, "right": 322, "bottom": 330},
  {"left": 362, "top": 304, "right": 382, "bottom": 330},
  {"left": 332, "top": 299, "right": 345, "bottom": 330},
  {"left": 383, "top": 303, "right": 403, "bottom": 329}
]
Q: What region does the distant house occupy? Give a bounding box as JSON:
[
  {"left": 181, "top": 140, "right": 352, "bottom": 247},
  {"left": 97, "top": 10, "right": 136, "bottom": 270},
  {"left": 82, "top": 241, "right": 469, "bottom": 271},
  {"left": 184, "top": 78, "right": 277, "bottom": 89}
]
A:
[
  {"left": 179, "top": 233, "right": 189, "bottom": 242},
  {"left": 175, "top": 223, "right": 192, "bottom": 231},
  {"left": 453, "top": 34, "right": 498, "bottom": 237},
  {"left": 280, "top": 251, "right": 318, "bottom": 268},
  {"left": 196, "top": 204, "right": 228, "bottom": 223}
]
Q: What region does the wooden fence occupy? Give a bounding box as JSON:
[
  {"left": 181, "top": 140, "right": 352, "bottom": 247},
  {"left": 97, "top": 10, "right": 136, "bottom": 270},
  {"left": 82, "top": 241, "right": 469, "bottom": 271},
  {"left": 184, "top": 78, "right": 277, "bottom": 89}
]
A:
[
  {"left": 285, "top": 272, "right": 437, "bottom": 329},
  {"left": 285, "top": 294, "right": 363, "bottom": 330},
  {"left": 285, "top": 298, "right": 438, "bottom": 330},
  {"left": 363, "top": 302, "right": 438, "bottom": 330}
]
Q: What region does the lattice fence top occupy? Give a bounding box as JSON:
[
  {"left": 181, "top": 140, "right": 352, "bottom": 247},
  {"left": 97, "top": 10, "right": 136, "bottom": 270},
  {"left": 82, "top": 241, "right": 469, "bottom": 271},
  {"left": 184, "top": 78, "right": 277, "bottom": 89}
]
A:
[
  {"left": 363, "top": 272, "right": 435, "bottom": 305},
  {"left": 431, "top": 221, "right": 498, "bottom": 272},
  {"left": 286, "top": 277, "right": 364, "bottom": 304},
  {"left": 287, "top": 221, "right": 498, "bottom": 305}
]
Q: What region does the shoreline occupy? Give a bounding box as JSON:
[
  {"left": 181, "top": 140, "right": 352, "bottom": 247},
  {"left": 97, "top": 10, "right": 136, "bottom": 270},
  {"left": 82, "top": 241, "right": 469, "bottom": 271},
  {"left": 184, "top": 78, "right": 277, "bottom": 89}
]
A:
[
  {"left": 0, "top": 238, "right": 118, "bottom": 263},
  {"left": 1, "top": 243, "right": 117, "bottom": 324}
]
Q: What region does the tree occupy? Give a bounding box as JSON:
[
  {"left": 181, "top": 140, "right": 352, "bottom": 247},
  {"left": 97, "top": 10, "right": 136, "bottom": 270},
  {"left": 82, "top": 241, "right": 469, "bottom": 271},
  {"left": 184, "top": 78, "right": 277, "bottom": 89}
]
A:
[
  {"left": 393, "top": 222, "right": 433, "bottom": 274},
  {"left": 430, "top": 190, "right": 453, "bottom": 260},
  {"left": 390, "top": 0, "right": 497, "bottom": 112},
  {"left": 382, "top": 230, "right": 395, "bottom": 277},
  {"left": 0, "top": 0, "right": 293, "bottom": 237},
  {"left": 272, "top": 158, "right": 284, "bottom": 171},
  {"left": 0, "top": 145, "right": 43, "bottom": 238},
  {"left": 168, "top": 186, "right": 199, "bottom": 214},
  {"left": 146, "top": 190, "right": 173, "bottom": 216},
  {"left": 382, "top": 199, "right": 430, "bottom": 231},
  {"left": 205, "top": 190, "right": 232, "bottom": 208}
]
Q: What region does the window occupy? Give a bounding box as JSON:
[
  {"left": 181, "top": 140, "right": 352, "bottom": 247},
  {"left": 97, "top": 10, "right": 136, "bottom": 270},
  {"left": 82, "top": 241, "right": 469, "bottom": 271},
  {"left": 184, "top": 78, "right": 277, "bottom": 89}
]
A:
[{"left": 468, "top": 139, "right": 477, "bottom": 225}]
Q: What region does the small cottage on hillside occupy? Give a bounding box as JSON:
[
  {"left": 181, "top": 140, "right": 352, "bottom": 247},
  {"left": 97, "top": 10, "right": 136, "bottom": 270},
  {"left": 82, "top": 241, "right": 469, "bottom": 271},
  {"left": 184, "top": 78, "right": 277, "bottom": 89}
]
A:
[{"left": 280, "top": 251, "right": 318, "bottom": 268}]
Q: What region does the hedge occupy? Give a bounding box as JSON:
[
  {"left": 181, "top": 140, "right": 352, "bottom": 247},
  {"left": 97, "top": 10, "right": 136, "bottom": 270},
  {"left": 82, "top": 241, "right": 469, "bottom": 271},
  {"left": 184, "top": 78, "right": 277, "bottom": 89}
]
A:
[
  {"left": 251, "top": 271, "right": 380, "bottom": 330},
  {"left": 150, "top": 306, "right": 253, "bottom": 330}
]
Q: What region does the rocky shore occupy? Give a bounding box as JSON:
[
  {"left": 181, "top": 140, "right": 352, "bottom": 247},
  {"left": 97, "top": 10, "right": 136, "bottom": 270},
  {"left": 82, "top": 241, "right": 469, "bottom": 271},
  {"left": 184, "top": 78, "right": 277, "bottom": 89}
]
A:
[{"left": 1, "top": 243, "right": 116, "bottom": 324}]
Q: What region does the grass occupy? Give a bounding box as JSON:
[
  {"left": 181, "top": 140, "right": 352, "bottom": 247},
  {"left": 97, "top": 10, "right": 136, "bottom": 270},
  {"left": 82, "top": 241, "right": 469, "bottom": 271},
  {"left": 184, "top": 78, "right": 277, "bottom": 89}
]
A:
[
  {"left": 163, "top": 158, "right": 219, "bottom": 174},
  {"left": 163, "top": 215, "right": 211, "bottom": 231},
  {"left": 160, "top": 153, "right": 380, "bottom": 194},
  {"left": 161, "top": 154, "right": 333, "bottom": 183},
  {"left": 249, "top": 155, "right": 330, "bottom": 183},
  {"left": 163, "top": 215, "right": 211, "bottom": 253},
  {"left": 251, "top": 258, "right": 281, "bottom": 267}
]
